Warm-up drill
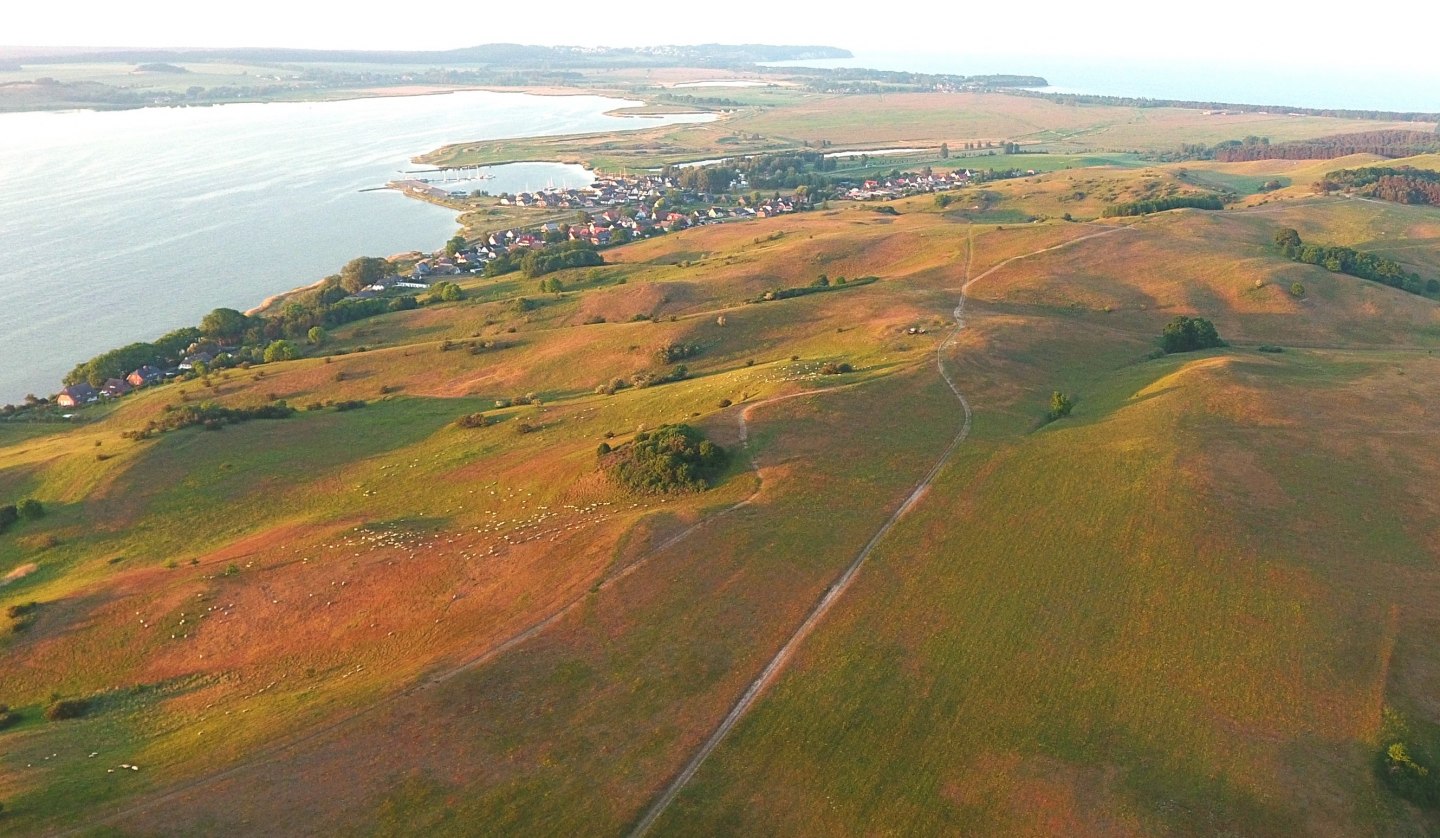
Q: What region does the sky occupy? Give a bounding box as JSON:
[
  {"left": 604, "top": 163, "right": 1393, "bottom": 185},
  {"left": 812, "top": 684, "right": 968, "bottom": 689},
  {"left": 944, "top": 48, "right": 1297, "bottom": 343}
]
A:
[{"left": 4, "top": 0, "right": 1435, "bottom": 73}]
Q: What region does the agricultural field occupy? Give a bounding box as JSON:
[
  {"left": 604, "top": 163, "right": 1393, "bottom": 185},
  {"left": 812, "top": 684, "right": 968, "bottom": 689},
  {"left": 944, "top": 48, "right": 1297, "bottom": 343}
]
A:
[{"left": 3, "top": 86, "right": 1440, "bottom": 836}]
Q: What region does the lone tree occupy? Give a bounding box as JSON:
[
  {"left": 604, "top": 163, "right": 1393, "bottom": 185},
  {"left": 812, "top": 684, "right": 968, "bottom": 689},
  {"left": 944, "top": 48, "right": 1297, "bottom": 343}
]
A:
[
  {"left": 1048, "top": 390, "right": 1074, "bottom": 420},
  {"left": 307, "top": 326, "right": 327, "bottom": 345},
  {"left": 199, "top": 308, "right": 252, "bottom": 342},
  {"left": 1160, "top": 316, "right": 1224, "bottom": 354},
  {"left": 1273, "top": 228, "right": 1302, "bottom": 258},
  {"left": 263, "top": 340, "right": 297, "bottom": 363}
]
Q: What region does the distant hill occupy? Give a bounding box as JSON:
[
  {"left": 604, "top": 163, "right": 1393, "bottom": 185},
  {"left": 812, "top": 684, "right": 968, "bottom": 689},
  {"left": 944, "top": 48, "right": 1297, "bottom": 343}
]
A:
[{"left": 1, "top": 42, "right": 852, "bottom": 68}]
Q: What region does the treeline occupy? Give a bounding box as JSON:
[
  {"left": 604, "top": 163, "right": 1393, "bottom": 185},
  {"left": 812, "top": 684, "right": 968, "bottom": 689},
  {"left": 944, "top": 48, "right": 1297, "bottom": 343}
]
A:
[
  {"left": 1315, "top": 166, "right": 1440, "bottom": 205},
  {"left": 803, "top": 68, "right": 1046, "bottom": 94},
  {"left": 1213, "top": 130, "right": 1440, "bottom": 162},
  {"left": 749, "top": 275, "right": 878, "bottom": 304},
  {"left": 1274, "top": 228, "right": 1433, "bottom": 295},
  {"left": 1011, "top": 89, "right": 1440, "bottom": 122},
  {"left": 122, "top": 401, "right": 296, "bottom": 440},
  {"left": 1102, "top": 195, "right": 1224, "bottom": 217}
]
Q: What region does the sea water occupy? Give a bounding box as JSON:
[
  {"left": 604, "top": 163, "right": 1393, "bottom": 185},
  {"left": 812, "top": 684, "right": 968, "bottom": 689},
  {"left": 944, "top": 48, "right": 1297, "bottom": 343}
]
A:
[{"left": 0, "top": 91, "right": 710, "bottom": 402}]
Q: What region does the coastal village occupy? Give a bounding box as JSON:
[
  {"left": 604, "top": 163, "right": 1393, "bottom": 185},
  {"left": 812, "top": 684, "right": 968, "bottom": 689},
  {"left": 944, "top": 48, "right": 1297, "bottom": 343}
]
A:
[
  {"left": 40, "top": 159, "right": 985, "bottom": 410},
  {"left": 393, "top": 163, "right": 980, "bottom": 280}
]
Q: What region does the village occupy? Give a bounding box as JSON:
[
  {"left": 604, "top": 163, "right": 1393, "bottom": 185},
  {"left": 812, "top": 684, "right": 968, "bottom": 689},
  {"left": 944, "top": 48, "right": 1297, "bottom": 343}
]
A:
[
  {"left": 44, "top": 161, "right": 992, "bottom": 410},
  {"left": 393, "top": 163, "right": 984, "bottom": 282}
]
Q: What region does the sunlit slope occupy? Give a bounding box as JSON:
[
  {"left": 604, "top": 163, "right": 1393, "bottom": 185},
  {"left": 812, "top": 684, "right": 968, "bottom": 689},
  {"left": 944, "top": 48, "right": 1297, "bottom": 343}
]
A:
[
  {"left": 1, "top": 181, "right": 1439, "bottom": 834},
  {"left": 659, "top": 340, "right": 1440, "bottom": 835}
]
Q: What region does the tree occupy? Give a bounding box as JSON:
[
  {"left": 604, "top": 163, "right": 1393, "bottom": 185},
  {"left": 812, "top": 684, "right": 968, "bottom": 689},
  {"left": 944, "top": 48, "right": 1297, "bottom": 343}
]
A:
[
  {"left": 939, "top": 142, "right": 950, "bottom": 159},
  {"left": 1048, "top": 391, "right": 1074, "bottom": 420},
  {"left": 200, "top": 308, "right": 251, "bottom": 341},
  {"left": 1273, "top": 228, "right": 1302, "bottom": 258},
  {"left": 444, "top": 235, "right": 467, "bottom": 257},
  {"left": 437, "top": 282, "right": 463, "bottom": 302},
  {"left": 307, "top": 326, "right": 327, "bottom": 345},
  {"left": 339, "top": 256, "right": 394, "bottom": 294},
  {"left": 16, "top": 499, "right": 44, "bottom": 521},
  {"left": 263, "top": 340, "right": 297, "bottom": 363},
  {"left": 1289, "top": 282, "right": 1306, "bottom": 298},
  {"left": 539, "top": 277, "right": 565, "bottom": 294}
]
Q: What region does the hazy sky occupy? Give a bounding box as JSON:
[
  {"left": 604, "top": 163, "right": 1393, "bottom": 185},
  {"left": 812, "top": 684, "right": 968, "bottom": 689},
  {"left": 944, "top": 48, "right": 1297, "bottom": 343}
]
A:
[{"left": 5, "top": 0, "right": 1433, "bottom": 72}]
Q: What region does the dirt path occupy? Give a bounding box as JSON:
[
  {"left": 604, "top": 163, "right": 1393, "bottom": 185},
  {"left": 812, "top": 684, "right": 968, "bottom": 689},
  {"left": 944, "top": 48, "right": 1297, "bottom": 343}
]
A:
[
  {"left": 77, "top": 380, "right": 865, "bottom": 834},
  {"left": 628, "top": 222, "right": 1128, "bottom": 836},
  {"left": 85, "top": 224, "right": 1126, "bottom": 836}
]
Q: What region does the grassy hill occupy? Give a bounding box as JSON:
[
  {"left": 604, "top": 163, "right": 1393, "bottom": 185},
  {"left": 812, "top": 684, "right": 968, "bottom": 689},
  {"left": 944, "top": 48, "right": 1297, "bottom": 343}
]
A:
[{"left": 3, "top": 140, "right": 1440, "bottom": 835}]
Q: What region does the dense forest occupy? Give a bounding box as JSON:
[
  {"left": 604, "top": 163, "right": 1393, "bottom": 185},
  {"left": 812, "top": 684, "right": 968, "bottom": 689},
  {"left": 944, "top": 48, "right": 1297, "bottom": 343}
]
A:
[
  {"left": 1314, "top": 166, "right": 1440, "bottom": 205},
  {"left": 1144, "top": 131, "right": 1440, "bottom": 164},
  {"left": 1211, "top": 130, "right": 1440, "bottom": 162}
]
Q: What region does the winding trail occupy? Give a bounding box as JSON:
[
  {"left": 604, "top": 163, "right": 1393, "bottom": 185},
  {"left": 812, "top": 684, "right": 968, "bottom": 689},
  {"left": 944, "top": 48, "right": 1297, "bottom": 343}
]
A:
[
  {"left": 86, "top": 223, "right": 1130, "bottom": 836},
  {"left": 628, "top": 222, "right": 1130, "bottom": 836},
  {"left": 79, "top": 373, "right": 863, "bottom": 834}
]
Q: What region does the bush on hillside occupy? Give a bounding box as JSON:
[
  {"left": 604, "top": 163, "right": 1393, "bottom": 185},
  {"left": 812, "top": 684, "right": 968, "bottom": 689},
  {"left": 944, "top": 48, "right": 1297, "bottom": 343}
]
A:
[
  {"left": 600, "top": 424, "right": 727, "bottom": 495},
  {"left": 1160, "top": 316, "right": 1224, "bottom": 354},
  {"left": 1377, "top": 709, "right": 1440, "bottom": 807},
  {"left": 44, "top": 698, "right": 89, "bottom": 722},
  {"left": 1047, "top": 390, "right": 1074, "bottom": 421}
]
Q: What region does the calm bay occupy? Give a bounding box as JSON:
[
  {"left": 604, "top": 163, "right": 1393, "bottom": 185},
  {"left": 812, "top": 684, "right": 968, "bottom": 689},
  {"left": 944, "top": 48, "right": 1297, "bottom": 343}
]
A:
[{"left": 0, "top": 91, "right": 710, "bottom": 403}]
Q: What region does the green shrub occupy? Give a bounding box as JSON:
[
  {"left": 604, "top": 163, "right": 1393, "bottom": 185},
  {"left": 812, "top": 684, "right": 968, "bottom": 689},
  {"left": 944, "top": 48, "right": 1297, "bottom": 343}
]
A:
[
  {"left": 16, "top": 499, "right": 43, "bottom": 520},
  {"left": 44, "top": 698, "right": 89, "bottom": 721},
  {"left": 1377, "top": 709, "right": 1440, "bottom": 807},
  {"left": 1047, "top": 390, "right": 1074, "bottom": 421}
]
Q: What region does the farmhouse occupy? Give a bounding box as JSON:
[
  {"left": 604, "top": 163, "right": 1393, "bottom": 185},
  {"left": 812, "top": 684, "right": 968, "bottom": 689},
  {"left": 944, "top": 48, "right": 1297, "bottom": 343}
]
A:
[
  {"left": 126, "top": 365, "right": 164, "bottom": 387},
  {"left": 100, "top": 378, "right": 133, "bottom": 398},
  {"left": 56, "top": 382, "right": 98, "bottom": 407}
]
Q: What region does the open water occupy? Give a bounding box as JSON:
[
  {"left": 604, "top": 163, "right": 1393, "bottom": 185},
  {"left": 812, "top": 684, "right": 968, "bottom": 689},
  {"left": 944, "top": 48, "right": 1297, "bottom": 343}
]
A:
[{"left": 0, "top": 91, "right": 710, "bottom": 402}]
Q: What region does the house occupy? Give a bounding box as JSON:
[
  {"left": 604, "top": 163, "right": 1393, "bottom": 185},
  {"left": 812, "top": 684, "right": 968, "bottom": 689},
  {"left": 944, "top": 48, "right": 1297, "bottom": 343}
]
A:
[
  {"left": 178, "top": 351, "right": 214, "bottom": 371},
  {"left": 126, "top": 365, "right": 163, "bottom": 387},
  {"left": 100, "top": 378, "right": 133, "bottom": 398},
  {"left": 56, "top": 382, "right": 98, "bottom": 407}
]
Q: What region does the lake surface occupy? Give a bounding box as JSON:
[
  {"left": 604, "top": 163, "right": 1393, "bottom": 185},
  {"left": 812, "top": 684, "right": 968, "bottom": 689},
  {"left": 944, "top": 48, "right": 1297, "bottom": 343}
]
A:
[
  {"left": 0, "top": 91, "right": 710, "bottom": 402},
  {"left": 765, "top": 52, "right": 1440, "bottom": 113}
]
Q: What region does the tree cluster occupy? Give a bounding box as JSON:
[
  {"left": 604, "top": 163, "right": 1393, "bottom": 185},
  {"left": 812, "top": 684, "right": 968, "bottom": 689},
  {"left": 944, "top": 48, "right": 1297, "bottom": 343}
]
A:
[
  {"left": 1160, "top": 316, "right": 1224, "bottom": 354},
  {"left": 64, "top": 327, "right": 201, "bottom": 387},
  {"left": 1274, "top": 229, "right": 1431, "bottom": 295},
  {"left": 599, "top": 424, "right": 727, "bottom": 495},
  {"left": 519, "top": 242, "right": 603, "bottom": 278},
  {"left": 749, "top": 275, "right": 878, "bottom": 304},
  {"left": 1102, "top": 195, "right": 1224, "bottom": 217},
  {"left": 122, "top": 401, "right": 295, "bottom": 441}
]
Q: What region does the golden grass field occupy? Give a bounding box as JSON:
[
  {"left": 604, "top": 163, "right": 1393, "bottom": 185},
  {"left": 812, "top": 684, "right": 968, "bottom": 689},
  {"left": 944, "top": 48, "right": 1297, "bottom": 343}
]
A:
[{"left": 2, "top": 94, "right": 1440, "bottom": 835}]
